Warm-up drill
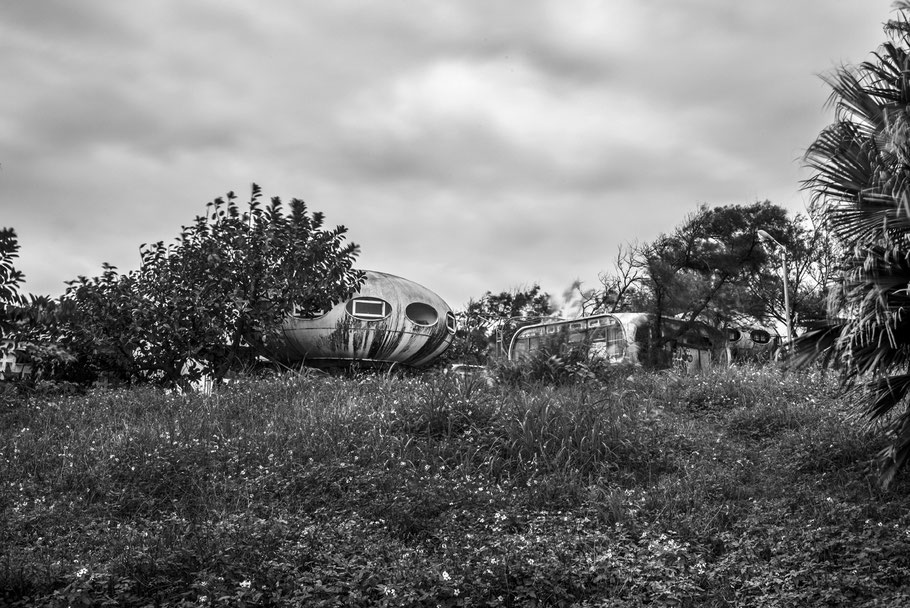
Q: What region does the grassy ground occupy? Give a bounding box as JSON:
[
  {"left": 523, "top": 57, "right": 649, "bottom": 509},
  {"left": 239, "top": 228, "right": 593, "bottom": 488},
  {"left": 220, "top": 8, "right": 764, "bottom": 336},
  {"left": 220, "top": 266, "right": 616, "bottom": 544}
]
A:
[{"left": 1, "top": 365, "right": 909, "bottom": 607}]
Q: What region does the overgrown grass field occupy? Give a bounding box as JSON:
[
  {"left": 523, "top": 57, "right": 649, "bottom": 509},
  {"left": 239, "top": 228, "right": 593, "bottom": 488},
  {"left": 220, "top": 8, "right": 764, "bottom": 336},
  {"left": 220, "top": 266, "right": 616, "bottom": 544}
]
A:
[{"left": 2, "top": 366, "right": 909, "bottom": 606}]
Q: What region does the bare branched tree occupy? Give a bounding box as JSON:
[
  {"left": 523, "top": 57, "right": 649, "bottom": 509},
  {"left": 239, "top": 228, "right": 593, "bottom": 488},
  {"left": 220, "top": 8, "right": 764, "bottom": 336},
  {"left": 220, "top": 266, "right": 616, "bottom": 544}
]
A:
[{"left": 595, "top": 243, "right": 645, "bottom": 313}]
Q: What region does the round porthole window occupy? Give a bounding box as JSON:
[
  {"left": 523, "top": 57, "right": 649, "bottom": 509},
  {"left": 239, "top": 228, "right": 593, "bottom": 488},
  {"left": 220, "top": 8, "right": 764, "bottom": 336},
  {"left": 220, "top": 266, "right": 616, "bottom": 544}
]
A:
[
  {"left": 406, "top": 302, "right": 438, "bottom": 326},
  {"left": 345, "top": 297, "right": 391, "bottom": 321},
  {"left": 750, "top": 329, "right": 771, "bottom": 344},
  {"left": 726, "top": 328, "right": 742, "bottom": 342}
]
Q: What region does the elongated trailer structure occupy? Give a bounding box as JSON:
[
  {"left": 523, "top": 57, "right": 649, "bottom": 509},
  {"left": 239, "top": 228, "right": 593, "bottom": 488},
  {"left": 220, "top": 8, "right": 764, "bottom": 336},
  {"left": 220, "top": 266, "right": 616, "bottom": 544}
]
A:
[
  {"left": 508, "top": 312, "right": 727, "bottom": 372},
  {"left": 277, "top": 270, "right": 456, "bottom": 368}
]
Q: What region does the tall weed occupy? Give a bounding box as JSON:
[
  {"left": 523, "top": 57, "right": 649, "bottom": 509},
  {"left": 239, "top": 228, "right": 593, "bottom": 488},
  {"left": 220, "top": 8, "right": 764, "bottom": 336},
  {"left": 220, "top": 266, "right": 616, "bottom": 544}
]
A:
[{"left": 3, "top": 365, "right": 910, "bottom": 607}]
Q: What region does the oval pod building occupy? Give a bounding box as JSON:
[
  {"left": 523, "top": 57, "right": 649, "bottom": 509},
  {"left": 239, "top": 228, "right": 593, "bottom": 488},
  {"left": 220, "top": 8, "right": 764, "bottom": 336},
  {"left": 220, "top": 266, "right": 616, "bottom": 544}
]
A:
[{"left": 278, "top": 270, "right": 456, "bottom": 368}]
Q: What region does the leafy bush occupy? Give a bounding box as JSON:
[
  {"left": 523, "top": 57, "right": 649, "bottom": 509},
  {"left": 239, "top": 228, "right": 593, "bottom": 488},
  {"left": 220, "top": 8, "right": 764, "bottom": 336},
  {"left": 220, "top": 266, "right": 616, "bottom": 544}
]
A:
[
  {"left": 442, "top": 285, "right": 554, "bottom": 366},
  {"left": 0, "top": 227, "right": 25, "bottom": 310},
  {"left": 6, "top": 186, "right": 363, "bottom": 390}
]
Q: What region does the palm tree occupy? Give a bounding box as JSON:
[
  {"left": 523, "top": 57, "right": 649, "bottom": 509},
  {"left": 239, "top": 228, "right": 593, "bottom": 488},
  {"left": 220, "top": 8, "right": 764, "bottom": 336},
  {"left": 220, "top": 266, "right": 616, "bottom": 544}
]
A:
[{"left": 796, "top": 3, "right": 910, "bottom": 486}]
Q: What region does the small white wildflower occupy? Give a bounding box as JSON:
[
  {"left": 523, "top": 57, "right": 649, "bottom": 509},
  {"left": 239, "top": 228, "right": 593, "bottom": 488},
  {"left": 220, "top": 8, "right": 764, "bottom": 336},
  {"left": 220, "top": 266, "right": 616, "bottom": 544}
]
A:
[
  {"left": 75, "top": 567, "right": 88, "bottom": 578},
  {"left": 240, "top": 580, "right": 251, "bottom": 589},
  {"left": 441, "top": 571, "right": 451, "bottom": 581}
]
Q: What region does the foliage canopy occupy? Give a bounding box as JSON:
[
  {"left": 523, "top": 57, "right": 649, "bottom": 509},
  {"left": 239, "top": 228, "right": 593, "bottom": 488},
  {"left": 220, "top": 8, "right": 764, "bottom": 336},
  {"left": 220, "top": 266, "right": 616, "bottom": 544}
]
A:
[
  {"left": 0, "top": 227, "right": 25, "bottom": 336},
  {"left": 8, "top": 185, "right": 363, "bottom": 389},
  {"left": 447, "top": 285, "right": 552, "bottom": 364}
]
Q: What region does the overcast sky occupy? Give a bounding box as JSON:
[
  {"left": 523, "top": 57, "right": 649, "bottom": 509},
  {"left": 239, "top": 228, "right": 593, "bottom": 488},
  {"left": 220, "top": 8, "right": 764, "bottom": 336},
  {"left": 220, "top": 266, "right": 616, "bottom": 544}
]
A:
[{"left": 0, "top": 0, "right": 898, "bottom": 308}]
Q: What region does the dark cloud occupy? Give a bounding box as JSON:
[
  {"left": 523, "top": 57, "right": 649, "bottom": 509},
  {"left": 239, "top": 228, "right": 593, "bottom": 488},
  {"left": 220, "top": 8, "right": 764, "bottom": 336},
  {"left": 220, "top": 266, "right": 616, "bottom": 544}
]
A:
[
  {"left": 0, "top": 1, "right": 137, "bottom": 42},
  {"left": 16, "top": 83, "right": 229, "bottom": 157}
]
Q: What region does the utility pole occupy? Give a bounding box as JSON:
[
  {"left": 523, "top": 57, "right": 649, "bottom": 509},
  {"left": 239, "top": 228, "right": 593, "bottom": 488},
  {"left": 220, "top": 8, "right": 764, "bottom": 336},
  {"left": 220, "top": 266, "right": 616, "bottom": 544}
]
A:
[{"left": 757, "top": 229, "right": 793, "bottom": 351}]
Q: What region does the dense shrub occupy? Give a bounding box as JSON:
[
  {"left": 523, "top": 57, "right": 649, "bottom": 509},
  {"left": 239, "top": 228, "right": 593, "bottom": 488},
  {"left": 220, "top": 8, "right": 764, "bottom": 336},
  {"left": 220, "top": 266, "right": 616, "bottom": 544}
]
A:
[{"left": 4, "top": 186, "right": 363, "bottom": 390}]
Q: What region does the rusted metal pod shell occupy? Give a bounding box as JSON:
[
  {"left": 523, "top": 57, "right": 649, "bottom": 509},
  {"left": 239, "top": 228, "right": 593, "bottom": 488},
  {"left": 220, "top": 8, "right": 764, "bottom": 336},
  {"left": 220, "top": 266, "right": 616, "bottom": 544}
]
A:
[
  {"left": 279, "top": 270, "right": 455, "bottom": 368},
  {"left": 724, "top": 324, "right": 781, "bottom": 361}
]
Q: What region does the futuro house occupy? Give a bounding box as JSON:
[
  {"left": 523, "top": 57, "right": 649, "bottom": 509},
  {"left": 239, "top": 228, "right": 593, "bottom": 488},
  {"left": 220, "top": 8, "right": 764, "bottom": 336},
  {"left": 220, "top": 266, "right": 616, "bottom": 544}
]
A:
[
  {"left": 724, "top": 324, "right": 780, "bottom": 361},
  {"left": 278, "top": 270, "right": 456, "bottom": 368}
]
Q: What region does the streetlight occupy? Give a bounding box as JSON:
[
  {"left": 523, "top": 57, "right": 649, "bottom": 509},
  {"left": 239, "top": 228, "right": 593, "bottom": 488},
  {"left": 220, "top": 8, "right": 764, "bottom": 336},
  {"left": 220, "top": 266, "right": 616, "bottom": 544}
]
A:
[{"left": 757, "top": 229, "right": 793, "bottom": 352}]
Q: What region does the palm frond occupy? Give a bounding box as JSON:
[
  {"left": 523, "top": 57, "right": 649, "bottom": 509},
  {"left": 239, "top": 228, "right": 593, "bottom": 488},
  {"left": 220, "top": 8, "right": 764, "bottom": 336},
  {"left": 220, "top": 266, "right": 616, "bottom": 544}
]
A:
[
  {"left": 879, "top": 412, "right": 910, "bottom": 489},
  {"left": 822, "top": 68, "right": 887, "bottom": 127},
  {"left": 797, "top": 7, "right": 910, "bottom": 485},
  {"left": 790, "top": 321, "right": 844, "bottom": 369},
  {"left": 865, "top": 374, "right": 910, "bottom": 419}
]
